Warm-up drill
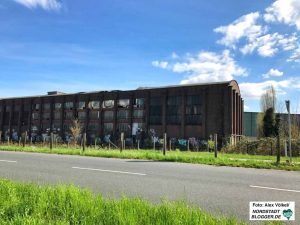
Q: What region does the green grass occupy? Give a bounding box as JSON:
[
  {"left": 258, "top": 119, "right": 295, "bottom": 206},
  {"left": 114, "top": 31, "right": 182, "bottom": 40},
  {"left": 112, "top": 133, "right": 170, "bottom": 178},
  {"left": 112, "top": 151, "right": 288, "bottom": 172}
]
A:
[
  {"left": 0, "top": 178, "right": 282, "bottom": 225},
  {"left": 0, "top": 144, "right": 300, "bottom": 171}
]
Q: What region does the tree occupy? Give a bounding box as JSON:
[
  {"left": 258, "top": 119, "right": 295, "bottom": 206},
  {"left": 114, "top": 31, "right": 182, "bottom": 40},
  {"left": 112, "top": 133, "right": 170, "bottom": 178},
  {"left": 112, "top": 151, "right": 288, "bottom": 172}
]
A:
[
  {"left": 263, "top": 107, "right": 276, "bottom": 137},
  {"left": 70, "top": 119, "right": 82, "bottom": 145},
  {"left": 257, "top": 86, "right": 277, "bottom": 138},
  {"left": 260, "top": 85, "right": 276, "bottom": 112}
]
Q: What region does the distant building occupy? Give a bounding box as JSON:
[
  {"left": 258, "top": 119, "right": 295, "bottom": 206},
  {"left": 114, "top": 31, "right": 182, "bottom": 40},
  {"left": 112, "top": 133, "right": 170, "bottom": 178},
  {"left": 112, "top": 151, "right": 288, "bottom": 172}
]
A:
[
  {"left": 244, "top": 111, "right": 300, "bottom": 137},
  {"left": 0, "top": 80, "right": 243, "bottom": 144}
]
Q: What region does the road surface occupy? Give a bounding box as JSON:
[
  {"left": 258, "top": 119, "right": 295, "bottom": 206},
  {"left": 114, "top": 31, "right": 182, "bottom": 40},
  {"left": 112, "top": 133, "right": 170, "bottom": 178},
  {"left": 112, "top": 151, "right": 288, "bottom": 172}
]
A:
[{"left": 0, "top": 151, "right": 299, "bottom": 222}]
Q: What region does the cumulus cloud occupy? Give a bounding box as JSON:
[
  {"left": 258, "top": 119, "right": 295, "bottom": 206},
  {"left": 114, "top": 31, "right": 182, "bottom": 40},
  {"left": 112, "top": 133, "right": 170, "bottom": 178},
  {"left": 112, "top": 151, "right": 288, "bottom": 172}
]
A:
[
  {"left": 288, "top": 45, "right": 300, "bottom": 62},
  {"left": 157, "top": 50, "right": 246, "bottom": 84},
  {"left": 14, "top": 0, "right": 61, "bottom": 11},
  {"left": 264, "top": 0, "right": 300, "bottom": 30},
  {"left": 152, "top": 60, "right": 169, "bottom": 69},
  {"left": 240, "top": 33, "right": 298, "bottom": 57},
  {"left": 214, "top": 12, "right": 265, "bottom": 48},
  {"left": 239, "top": 79, "right": 296, "bottom": 99},
  {"left": 262, "top": 68, "right": 284, "bottom": 79}
]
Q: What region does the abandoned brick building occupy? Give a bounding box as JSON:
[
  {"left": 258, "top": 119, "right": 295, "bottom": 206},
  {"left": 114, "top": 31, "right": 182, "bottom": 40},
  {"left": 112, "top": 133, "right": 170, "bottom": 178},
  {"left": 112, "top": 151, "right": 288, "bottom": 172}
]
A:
[{"left": 0, "top": 80, "right": 243, "bottom": 144}]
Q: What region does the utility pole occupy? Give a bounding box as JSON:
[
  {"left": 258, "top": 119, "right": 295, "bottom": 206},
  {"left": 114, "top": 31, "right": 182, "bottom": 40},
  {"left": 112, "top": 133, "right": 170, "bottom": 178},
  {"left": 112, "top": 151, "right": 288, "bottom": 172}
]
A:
[{"left": 285, "top": 100, "right": 292, "bottom": 163}]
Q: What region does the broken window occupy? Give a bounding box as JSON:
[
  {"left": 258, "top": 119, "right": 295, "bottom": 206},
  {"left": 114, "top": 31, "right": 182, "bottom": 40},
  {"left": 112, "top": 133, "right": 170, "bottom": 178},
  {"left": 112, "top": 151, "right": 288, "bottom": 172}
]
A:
[
  {"left": 133, "top": 98, "right": 145, "bottom": 108},
  {"left": 32, "top": 104, "right": 40, "bottom": 111},
  {"left": 65, "top": 102, "right": 74, "bottom": 110},
  {"left": 117, "top": 99, "right": 130, "bottom": 108},
  {"left": 89, "top": 101, "right": 100, "bottom": 109},
  {"left": 55, "top": 103, "right": 62, "bottom": 109},
  {"left": 102, "top": 100, "right": 114, "bottom": 109},
  {"left": 78, "top": 101, "right": 85, "bottom": 110}
]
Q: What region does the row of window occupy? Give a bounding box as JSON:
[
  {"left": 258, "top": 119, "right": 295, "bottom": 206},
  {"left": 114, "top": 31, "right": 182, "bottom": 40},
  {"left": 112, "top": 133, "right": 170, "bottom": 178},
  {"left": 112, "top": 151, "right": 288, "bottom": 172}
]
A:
[
  {"left": 34, "top": 122, "right": 146, "bottom": 134},
  {"left": 0, "top": 95, "right": 202, "bottom": 112}
]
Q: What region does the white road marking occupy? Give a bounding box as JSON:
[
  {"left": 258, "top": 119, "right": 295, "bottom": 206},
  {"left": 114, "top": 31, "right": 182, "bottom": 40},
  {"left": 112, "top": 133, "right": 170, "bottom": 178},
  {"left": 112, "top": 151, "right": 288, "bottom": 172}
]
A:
[
  {"left": 72, "top": 166, "right": 146, "bottom": 176},
  {"left": 0, "top": 159, "right": 17, "bottom": 163},
  {"left": 250, "top": 185, "right": 300, "bottom": 193}
]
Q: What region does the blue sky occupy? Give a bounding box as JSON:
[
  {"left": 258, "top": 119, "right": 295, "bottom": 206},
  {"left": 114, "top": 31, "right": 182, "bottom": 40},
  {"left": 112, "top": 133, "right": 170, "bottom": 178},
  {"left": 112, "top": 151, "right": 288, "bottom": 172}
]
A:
[{"left": 1, "top": 0, "right": 300, "bottom": 112}]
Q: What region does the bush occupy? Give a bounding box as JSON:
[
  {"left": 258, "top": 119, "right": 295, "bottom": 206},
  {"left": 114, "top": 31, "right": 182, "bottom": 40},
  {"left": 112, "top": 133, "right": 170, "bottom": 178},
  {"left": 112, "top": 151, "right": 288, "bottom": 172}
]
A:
[{"left": 222, "top": 137, "right": 300, "bottom": 156}]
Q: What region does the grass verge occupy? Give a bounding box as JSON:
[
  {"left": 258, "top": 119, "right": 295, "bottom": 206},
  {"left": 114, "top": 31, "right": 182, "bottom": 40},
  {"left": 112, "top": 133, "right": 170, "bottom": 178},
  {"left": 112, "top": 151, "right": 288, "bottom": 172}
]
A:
[
  {"left": 0, "top": 178, "right": 282, "bottom": 225},
  {"left": 0, "top": 145, "right": 299, "bottom": 171}
]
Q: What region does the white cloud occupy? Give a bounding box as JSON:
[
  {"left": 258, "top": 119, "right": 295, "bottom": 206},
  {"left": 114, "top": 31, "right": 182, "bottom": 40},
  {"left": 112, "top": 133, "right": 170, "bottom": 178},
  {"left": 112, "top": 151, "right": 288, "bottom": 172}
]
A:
[
  {"left": 214, "top": 12, "right": 265, "bottom": 48},
  {"left": 171, "top": 52, "right": 179, "bottom": 59},
  {"left": 264, "top": 0, "right": 300, "bottom": 30},
  {"left": 262, "top": 68, "right": 284, "bottom": 79},
  {"left": 288, "top": 45, "right": 300, "bottom": 62},
  {"left": 170, "top": 50, "right": 247, "bottom": 84},
  {"left": 152, "top": 60, "right": 168, "bottom": 69},
  {"left": 240, "top": 32, "right": 297, "bottom": 57},
  {"left": 240, "top": 79, "right": 294, "bottom": 99},
  {"left": 14, "top": 0, "right": 61, "bottom": 11}
]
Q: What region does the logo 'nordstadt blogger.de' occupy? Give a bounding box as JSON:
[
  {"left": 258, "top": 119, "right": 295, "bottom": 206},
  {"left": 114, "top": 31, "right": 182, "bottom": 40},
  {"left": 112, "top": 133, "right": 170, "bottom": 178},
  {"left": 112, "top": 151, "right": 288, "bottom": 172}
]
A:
[{"left": 250, "top": 202, "right": 295, "bottom": 221}]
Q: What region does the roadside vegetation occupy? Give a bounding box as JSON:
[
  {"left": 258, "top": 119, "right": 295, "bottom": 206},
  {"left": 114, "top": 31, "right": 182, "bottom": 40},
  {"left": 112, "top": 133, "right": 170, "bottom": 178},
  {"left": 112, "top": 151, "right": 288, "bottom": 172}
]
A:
[
  {"left": 0, "top": 178, "right": 283, "bottom": 225},
  {"left": 0, "top": 144, "right": 299, "bottom": 171}
]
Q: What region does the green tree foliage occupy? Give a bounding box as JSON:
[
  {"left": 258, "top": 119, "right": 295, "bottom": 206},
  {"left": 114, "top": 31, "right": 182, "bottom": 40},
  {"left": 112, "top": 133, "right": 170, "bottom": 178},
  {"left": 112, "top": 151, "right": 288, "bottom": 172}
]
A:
[{"left": 263, "top": 107, "right": 276, "bottom": 137}]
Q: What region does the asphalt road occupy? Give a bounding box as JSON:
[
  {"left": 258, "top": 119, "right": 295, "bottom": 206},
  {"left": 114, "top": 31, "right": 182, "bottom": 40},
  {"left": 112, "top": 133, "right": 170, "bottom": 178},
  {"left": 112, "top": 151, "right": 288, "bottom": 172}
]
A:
[{"left": 0, "top": 151, "right": 299, "bottom": 223}]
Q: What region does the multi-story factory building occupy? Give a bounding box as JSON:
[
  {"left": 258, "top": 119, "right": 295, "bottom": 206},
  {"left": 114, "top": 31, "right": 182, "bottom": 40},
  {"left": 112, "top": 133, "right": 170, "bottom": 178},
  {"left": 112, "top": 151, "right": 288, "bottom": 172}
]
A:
[{"left": 0, "top": 80, "right": 243, "bottom": 144}]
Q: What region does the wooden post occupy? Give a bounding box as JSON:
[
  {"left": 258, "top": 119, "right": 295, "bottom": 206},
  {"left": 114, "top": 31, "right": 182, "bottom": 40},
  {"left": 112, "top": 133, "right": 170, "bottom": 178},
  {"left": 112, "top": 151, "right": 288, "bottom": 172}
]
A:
[
  {"left": 22, "top": 131, "right": 27, "bottom": 147},
  {"left": 50, "top": 132, "right": 53, "bottom": 150},
  {"left": 120, "top": 132, "right": 124, "bottom": 152},
  {"left": 275, "top": 114, "right": 281, "bottom": 164},
  {"left": 214, "top": 134, "right": 218, "bottom": 158},
  {"left": 163, "top": 133, "right": 166, "bottom": 155},
  {"left": 82, "top": 132, "right": 86, "bottom": 151}
]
